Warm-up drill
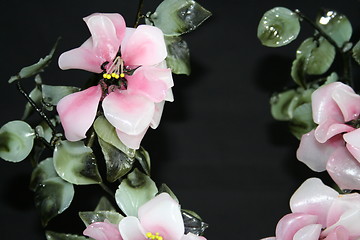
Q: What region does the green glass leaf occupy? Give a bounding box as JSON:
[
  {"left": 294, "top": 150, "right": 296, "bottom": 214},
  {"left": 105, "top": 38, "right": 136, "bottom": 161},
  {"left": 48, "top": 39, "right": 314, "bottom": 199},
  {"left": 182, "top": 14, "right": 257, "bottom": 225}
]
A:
[
  {"left": 22, "top": 75, "right": 42, "bottom": 120},
  {"left": 95, "top": 196, "right": 116, "bottom": 212},
  {"left": 0, "top": 120, "right": 35, "bottom": 162},
  {"left": 135, "top": 147, "right": 151, "bottom": 175},
  {"left": 42, "top": 85, "right": 81, "bottom": 106},
  {"left": 165, "top": 36, "right": 191, "bottom": 75},
  {"left": 115, "top": 168, "right": 158, "bottom": 217},
  {"left": 257, "top": 7, "right": 300, "bottom": 47},
  {"left": 53, "top": 140, "right": 102, "bottom": 185},
  {"left": 157, "top": 183, "right": 178, "bottom": 202},
  {"left": 94, "top": 116, "right": 135, "bottom": 158},
  {"left": 30, "top": 158, "right": 58, "bottom": 191},
  {"left": 45, "top": 231, "right": 88, "bottom": 240},
  {"left": 150, "top": 0, "right": 212, "bottom": 36},
  {"left": 79, "top": 210, "right": 124, "bottom": 226},
  {"left": 9, "top": 38, "right": 60, "bottom": 83},
  {"left": 289, "top": 103, "right": 317, "bottom": 139},
  {"left": 182, "top": 209, "right": 208, "bottom": 235},
  {"left": 352, "top": 40, "right": 360, "bottom": 65},
  {"left": 98, "top": 138, "right": 134, "bottom": 182},
  {"left": 316, "top": 9, "right": 352, "bottom": 48},
  {"left": 270, "top": 89, "right": 297, "bottom": 121}
]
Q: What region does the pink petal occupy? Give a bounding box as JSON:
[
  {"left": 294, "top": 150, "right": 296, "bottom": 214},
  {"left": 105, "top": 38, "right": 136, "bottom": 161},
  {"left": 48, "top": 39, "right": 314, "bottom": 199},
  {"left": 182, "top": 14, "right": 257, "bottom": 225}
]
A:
[
  {"left": 121, "top": 25, "right": 167, "bottom": 66},
  {"left": 150, "top": 101, "right": 165, "bottom": 129},
  {"left": 126, "top": 66, "right": 173, "bottom": 103},
  {"left": 326, "top": 147, "right": 360, "bottom": 190},
  {"left": 327, "top": 193, "right": 360, "bottom": 226},
  {"left": 118, "top": 216, "right": 147, "bottom": 240},
  {"left": 290, "top": 178, "right": 338, "bottom": 227},
  {"left": 102, "top": 90, "right": 155, "bottom": 135},
  {"left": 181, "top": 233, "right": 207, "bottom": 240},
  {"left": 312, "top": 82, "right": 345, "bottom": 124},
  {"left": 275, "top": 213, "right": 318, "bottom": 240},
  {"left": 346, "top": 143, "right": 360, "bottom": 163},
  {"left": 323, "top": 226, "right": 349, "bottom": 240},
  {"left": 323, "top": 209, "right": 360, "bottom": 238},
  {"left": 57, "top": 85, "right": 101, "bottom": 141},
  {"left": 344, "top": 129, "right": 360, "bottom": 162},
  {"left": 296, "top": 130, "right": 344, "bottom": 172},
  {"left": 314, "top": 120, "right": 354, "bottom": 143},
  {"left": 332, "top": 83, "right": 360, "bottom": 122},
  {"left": 293, "top": 224, "right": 322, "bottom": 240},
  {"left": 83, "top": 222, "right": 122, "bottom": 240},
  {"left": 138, "top": 193, "right": 184, "bottom": 240},
  {"left": 116, "top": 127, "right": 148, "bottom": 149},
  {"left": 165, "top": 88, "right": 174, "bottom": 102}
]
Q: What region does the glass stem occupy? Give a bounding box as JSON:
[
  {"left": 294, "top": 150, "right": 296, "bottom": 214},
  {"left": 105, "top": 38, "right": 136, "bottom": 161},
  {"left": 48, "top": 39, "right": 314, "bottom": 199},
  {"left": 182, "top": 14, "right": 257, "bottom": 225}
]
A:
[{"left": 134, "top": 0, "right": 145, "bottom": 27}]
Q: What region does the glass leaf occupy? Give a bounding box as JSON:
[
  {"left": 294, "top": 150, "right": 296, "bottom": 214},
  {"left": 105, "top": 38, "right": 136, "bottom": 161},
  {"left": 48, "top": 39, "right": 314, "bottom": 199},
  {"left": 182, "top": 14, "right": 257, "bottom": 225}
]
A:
[
  {"left": 79, "top": 210, "right": 124, "bottom": 226},
  {"left": 115, "top": 168, "right": 158, "bottom": 217},
  {"left": 352, "top": 40, "right": 360, "bottom": 65},
  {"left": 157, "top": 183, "right": 179, "bottom": 202},
  {"left": 165, "top": 36, "right": 191, "bottom": 75},
  {"left": 95, "top": 196, "right": 116, "bottom": 212},
  {"left": 135, "top": 147, "right": 151, "bottom": 176},
  {"left": 9, "top": 38, "right": 60, "bottom": 83},
  {"left": 42, "top": 85, "right": 81, "bottom": 106},
  {"left": 257, "top": 7, "right": 300, "bottom": 47},
  {"left": 289, "top": 103, "right": 316, "bottom": 139},
  {"left": 94, "top": 116, "right": 135, "bottom": 158},
  {"left": 150, "top": 0, "right": 212, "bottom": 36},
  {"left": 316, "top": 9, "right": 352, "bottom": 48},
  {"left": 45, "top": 231, "right": 88, "bottom": 240},
  {"left": 182, "top": 209, "right": 208, "bottom": 235},
  {"left": 34, "top": 176, "right": 74, "bottom": 226},
  {"left": 98, "top": 138, "right": 134, "bottom": 182},
  {"left": 53, "top": 140, "right": 102, "bottom": 185},
  {"left": 270, "top": 89, "right": 297, "bottom": 121},
  {"left": 0, "top": 120, "right": 35, "bottom": 162},
  {"left": 29, "top": 158, "right": 58, "bottom": 191},
  {"left": 22, "top": 75, "right": 42, "bottom": 120}
]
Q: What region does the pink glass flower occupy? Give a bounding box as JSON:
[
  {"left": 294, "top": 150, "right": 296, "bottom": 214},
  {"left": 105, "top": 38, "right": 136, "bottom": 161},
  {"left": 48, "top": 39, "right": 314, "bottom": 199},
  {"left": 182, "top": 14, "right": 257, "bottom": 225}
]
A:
[
  {"left": 83, "top": 221, "right": 122, "bottom": 240},
  {"left": 57, "top": 13, "right": 174, "bottom": 149},
  {"left": 263, "top": 178, "right": 360, "bottom": 240},
  {"left": 297, "top": 82, "right": 360, "bottom": 190}
]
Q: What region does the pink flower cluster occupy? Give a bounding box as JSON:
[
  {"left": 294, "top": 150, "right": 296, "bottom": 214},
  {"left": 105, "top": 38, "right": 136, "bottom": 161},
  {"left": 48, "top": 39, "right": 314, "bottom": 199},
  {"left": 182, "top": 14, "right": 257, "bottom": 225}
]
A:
[
  {"left": 263, "top": 178, "right": 360, "bottom": 240},
  {"left": 57, "top": 13, "right": 174, "bottom": 149},
  {"left": 83, "top": 193, "right": 206, "bottom": 240},
  {"left": 297, "top": 82, "right": 360, "bottom": 190}
]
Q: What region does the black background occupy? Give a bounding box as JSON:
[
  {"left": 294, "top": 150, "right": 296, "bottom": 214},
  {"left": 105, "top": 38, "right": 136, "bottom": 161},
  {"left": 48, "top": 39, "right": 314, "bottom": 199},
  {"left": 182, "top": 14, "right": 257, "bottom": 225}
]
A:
[{"left": 1, "top": 0, "right": 360, "bottom": 239}]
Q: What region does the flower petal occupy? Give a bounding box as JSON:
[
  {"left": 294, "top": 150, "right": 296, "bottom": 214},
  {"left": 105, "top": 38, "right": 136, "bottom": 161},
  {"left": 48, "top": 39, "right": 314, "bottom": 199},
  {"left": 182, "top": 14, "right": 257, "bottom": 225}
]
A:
[
  {"left": 138, "top": 193, "right": 184, "bottom": 240},
  {"left": 150, "top": 101, "right": 165, "bottom": 129},
  {"left": 116, "top": 127, "right": 148, "bottom": 150},
  {"left": 57, "top": 85, "right": 101, "bottom": 141},
  {"left": 121, "top": 25, "right": 167, "bottom": 66},
  {"left": 293, "top": 224, "right": 322, "bottom": 240},
  {"left": 181, "top": 233, "right": 207, "bottom": 240},
  {"left": 83, "top": 222, "right": 122, "bottom": 240},
  {"left": 275, "top": 213, "right": 318, "bottom": 240},
  {"left": 314, "top": 120, "right": 354, "bottom": 143},
  {"left": 296, "top": 130, "right": 344, "bottom": 172},
  {"left": 103, "top": 90, "right": 155, "bottom": 135},
  {"left": 127, "top": 66, "right": 173, "bottom": 103},
  {"left": 327, "top": 193, "right": 360, "bottom": 226},
  {"left": 332, "top": 84, "right": 360, "bottom": 122},
  {"left": 346, "top": 143, "right": 360, "bottom": 163},
  {"left": 323, "top": 209, "right": 360, "bottom": 238},
  {"left": 326, "top": 147, "right": 360, "bottom": 190},
  {"left": 344, "top": 129, "right": 360, "bottom": 162},
  {"left": 290, "top": 178, "right": 338, "bottom": 227},
  {"left": 118, "top": 216, "right": 147, "bottom": 240},
  {"left": 323, "top": 226, "right": 349, "bottom": 240}
]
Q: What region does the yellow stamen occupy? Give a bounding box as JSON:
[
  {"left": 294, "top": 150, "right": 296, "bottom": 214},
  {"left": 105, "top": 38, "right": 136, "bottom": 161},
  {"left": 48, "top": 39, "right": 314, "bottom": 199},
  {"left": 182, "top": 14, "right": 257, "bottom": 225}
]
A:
[
  {"left": 146, "top": 232, "right": 164, "bottom": 240},
  {"left": 120, "top": 73, "right": 125, "bottom": 78}
]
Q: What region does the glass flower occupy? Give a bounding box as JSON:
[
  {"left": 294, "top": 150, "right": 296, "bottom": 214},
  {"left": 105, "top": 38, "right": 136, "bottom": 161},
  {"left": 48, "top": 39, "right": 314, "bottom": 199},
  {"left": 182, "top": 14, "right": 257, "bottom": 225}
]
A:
[
  {"left": 57, "top": 13, "right": 174, "bottom": 149},
  {"left": 263, "top": 178, "right": 360, "bottom": 240},
  {"left": 297, "top": 82, "right": 360, "bottom": 190}
]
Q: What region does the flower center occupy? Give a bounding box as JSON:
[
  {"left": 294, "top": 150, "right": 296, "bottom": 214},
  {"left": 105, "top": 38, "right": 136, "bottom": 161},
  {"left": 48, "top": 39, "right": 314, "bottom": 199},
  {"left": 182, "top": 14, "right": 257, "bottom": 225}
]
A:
[
  {"left": 102, "top": 56, "right": 125, "bottom": 80},
  {"left": 146, "top": 232, "right": 163, "bottom": 240}
]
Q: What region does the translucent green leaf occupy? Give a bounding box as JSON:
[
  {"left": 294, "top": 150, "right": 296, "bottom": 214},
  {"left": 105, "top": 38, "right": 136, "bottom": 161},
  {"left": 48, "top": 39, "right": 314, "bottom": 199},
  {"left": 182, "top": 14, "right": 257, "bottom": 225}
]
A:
[
  {"left": 150, "top": 0, "right": 212, "bottom": 36},
  {"left": 182, "top": 209, "right": 208, "bottom": 235},
  {"left": 165, "top": 36, "right": 191, "bottom": 75},
  {"left": 94, "top": 116, "right": 135, "bottom": 158},
  {"left": 53, "top": 140, "right": 102, "bottom": 185},
  {"left": 42, "top": 85, "right": 81, "bottom": 106},
  {"left": 79, "top": 210, "right": 124, "bottom": 226},
  {"left": 289, "top": 103, "right": 317, "bottom": 139},
  {"left": 35, "top": 120, "right": 56, "bottom": 143},
  {"left": 98, "top": 138, "right": 134, "bottom": 182},
  {"left": 9, "top": 38, "right": 60, "bottom": 83},
  {"left": 45, "top": 231, "right": 88, "bottom": 240},
  {"left": 22, "top": 75, "right": 42, "bottom": 119},
  {"left": 157, "top": 183, "right": 178, "bottom": 202},
  {"left": 135, "top": 147, "right": 151, "bottom": 175},
  {"left": 257, "top": 7, "right": 300, "bottom": 47},
  {"left": 30, "top": 158, "right": 58, "bottom": 191},
  {"left": 115, "top": 168, "right": 158, "bottom": 217},
  {"left": 0, "top": 120, "right": 35, "bottom": 162},
  {"left": 352, "top": 40, "right": 360, "bottom": 65},
  {"left": 316, "top": 10, "right": 352, "bottom": 48},
  {"left": 270, "top": 89, "right": 297, "bottom": 121},
  {"left": 95, "top": 196, "right": 116, "bottom": 212}
]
